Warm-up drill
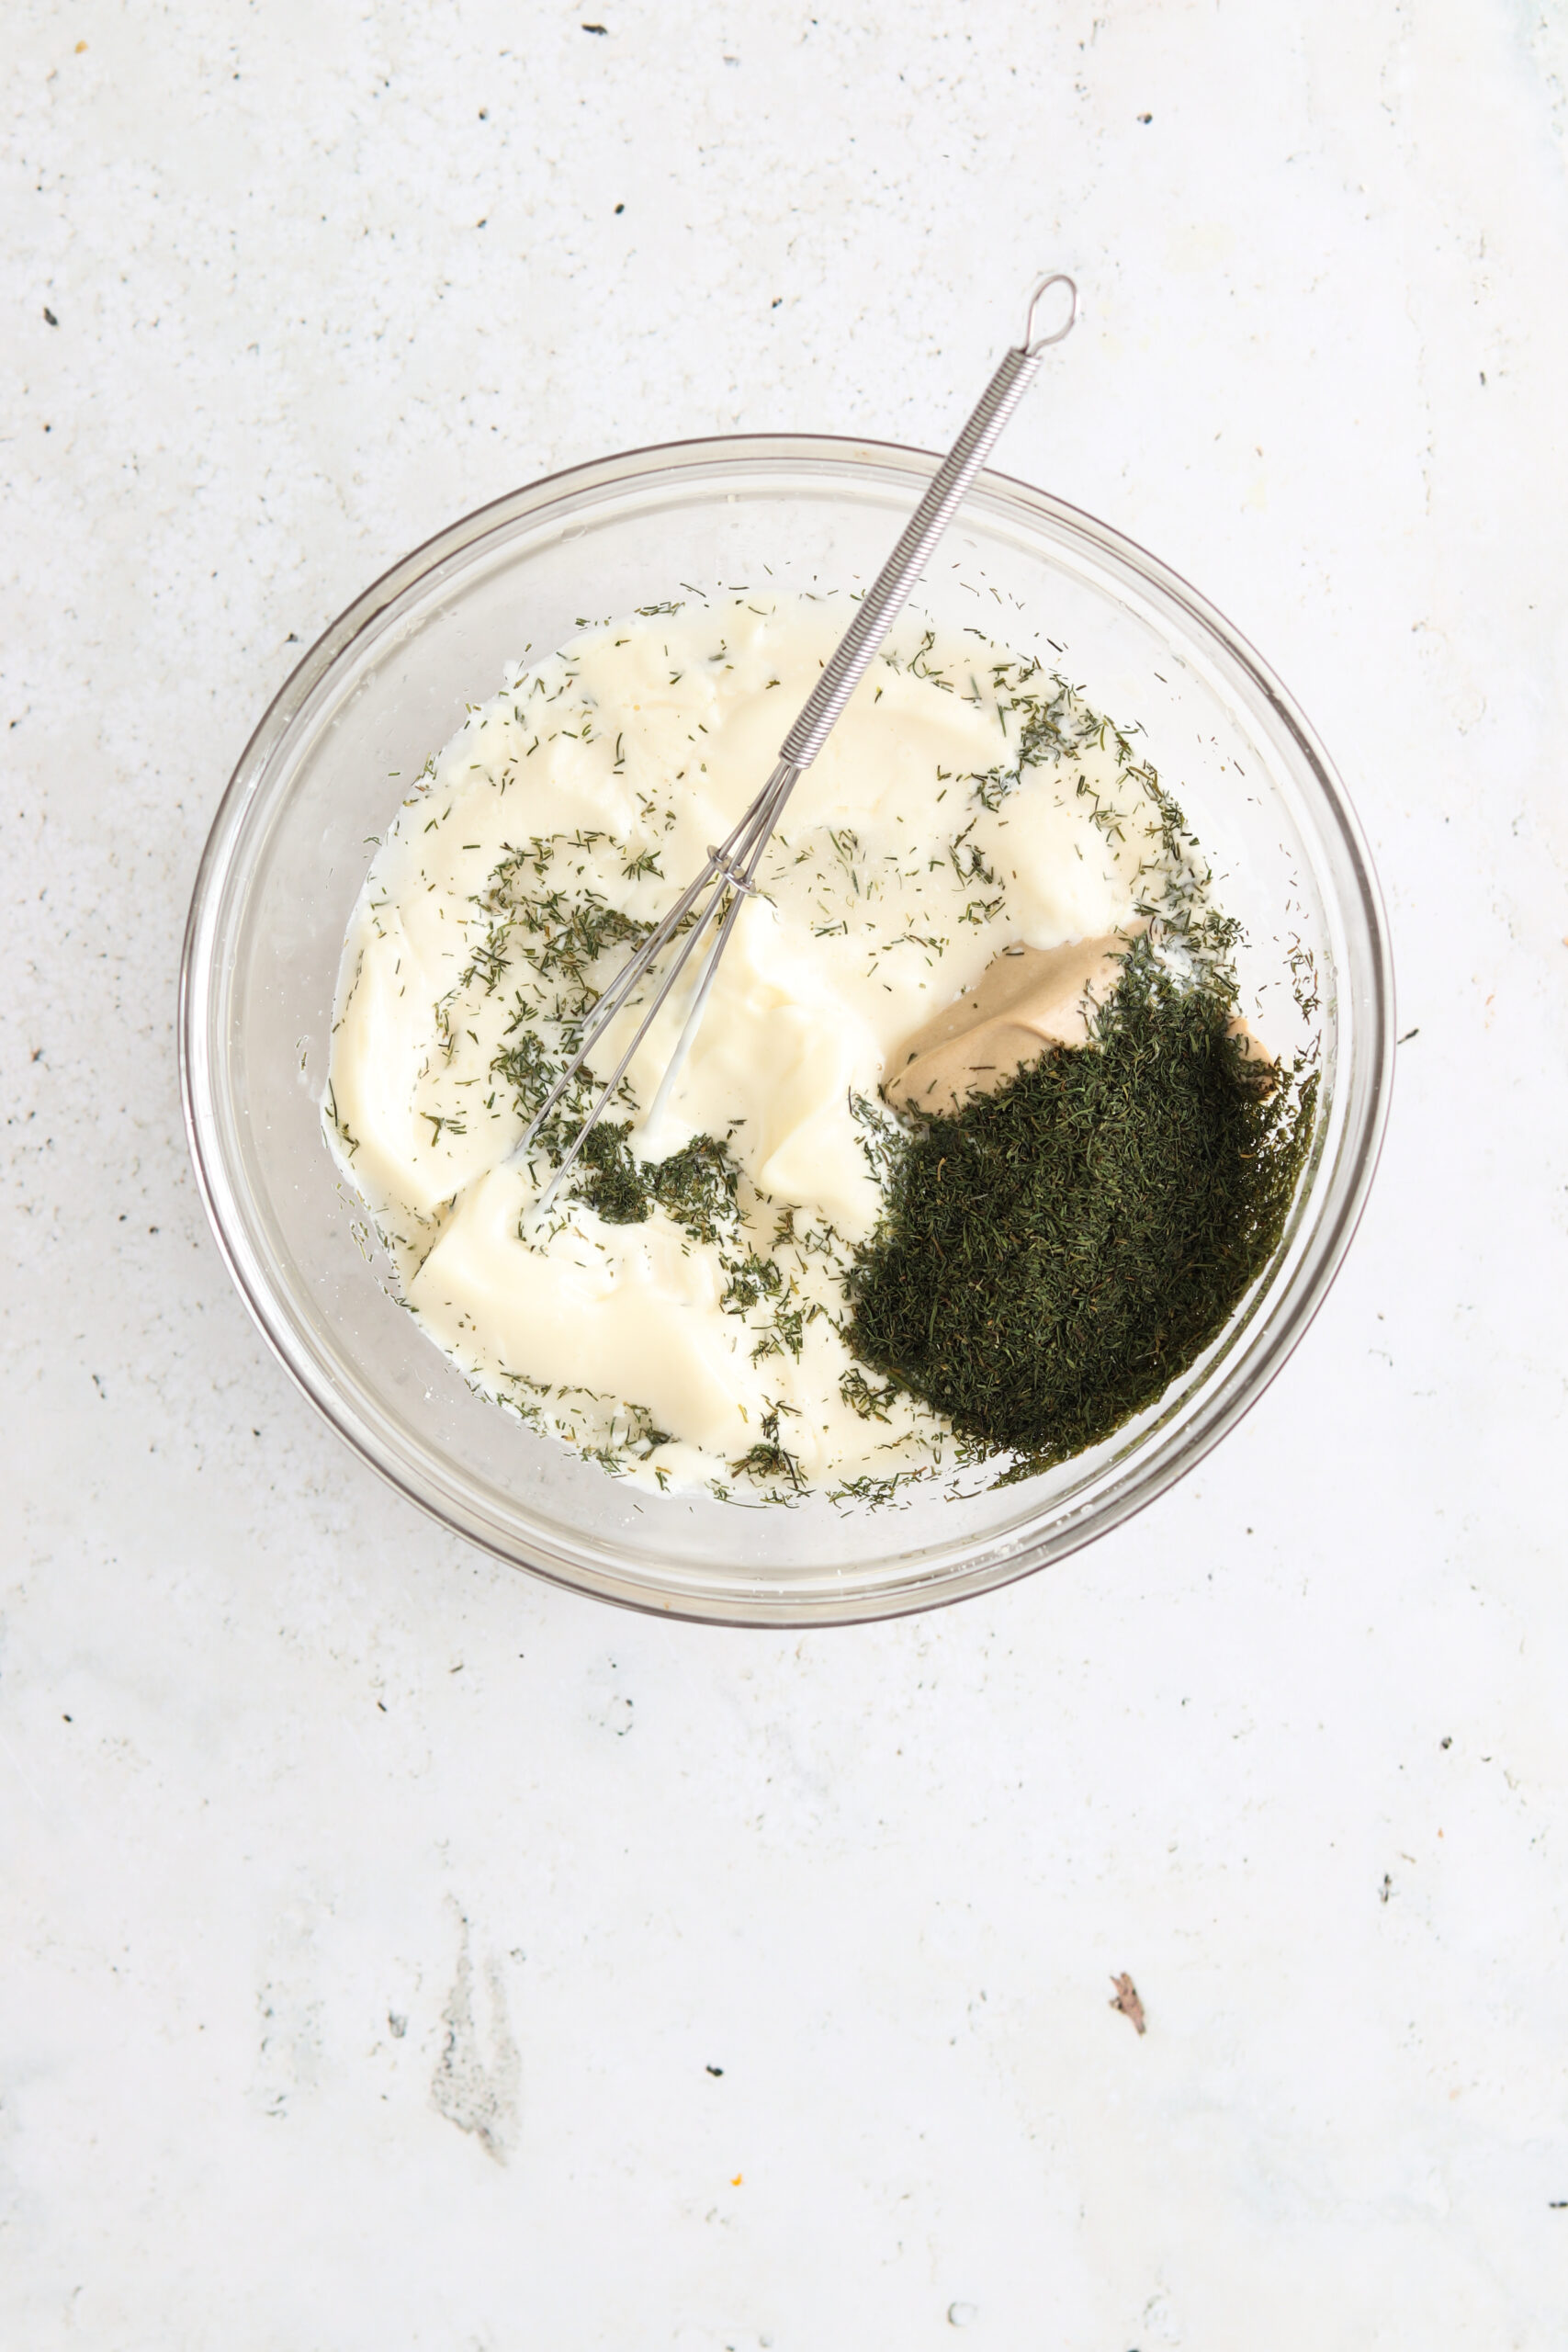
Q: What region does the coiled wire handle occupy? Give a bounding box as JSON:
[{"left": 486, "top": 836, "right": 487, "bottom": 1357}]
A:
[{"left": 780, "top": 272, "right": 1077, "bottom": 768}]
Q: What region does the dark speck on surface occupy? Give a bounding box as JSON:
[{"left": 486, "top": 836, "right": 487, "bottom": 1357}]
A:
[
  {"left": 1110, "top": 1973, "right": 1146, "bottom": 2033},
  {"left": 43, "top": 306, "right": 59, "bottom": 325}
]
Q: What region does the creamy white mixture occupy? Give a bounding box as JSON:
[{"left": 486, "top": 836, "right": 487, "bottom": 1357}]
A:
[{"left": 325, "top": 594, "right": 1167, "bottom": 1497}]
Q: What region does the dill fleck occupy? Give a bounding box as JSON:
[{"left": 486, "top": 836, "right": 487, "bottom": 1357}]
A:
[
  {"left": 721, "top": 1250, "right": 783, "bottom": 1315},
  {"left": 838, "top": 1364, "right": 898, "bottom": 1422},
  {"left": 731, "top": 1402, "right": 805, "bottom": 1493}
]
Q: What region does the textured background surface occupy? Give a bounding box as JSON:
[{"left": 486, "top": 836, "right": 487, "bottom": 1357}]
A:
[{"left": 5, "top": 4, "right": 1568, "bottom": 2346}]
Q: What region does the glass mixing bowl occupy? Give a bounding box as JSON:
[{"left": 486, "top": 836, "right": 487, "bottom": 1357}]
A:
[{"left": 180, "top": 436, "right": 1393, "bottom": 1625}]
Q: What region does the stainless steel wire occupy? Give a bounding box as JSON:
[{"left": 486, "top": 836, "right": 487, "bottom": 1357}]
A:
[{"left": 513, "top": 272, "right": 1078, "bottom": 1211}]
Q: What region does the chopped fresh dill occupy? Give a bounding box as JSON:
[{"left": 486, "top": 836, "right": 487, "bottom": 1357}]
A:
[
  {"left": 574, "top": 1125, "right": 744, "bottom": 1246},
  {"left": 848, "top": 939, "right": 1315, "bottom": 1470}
]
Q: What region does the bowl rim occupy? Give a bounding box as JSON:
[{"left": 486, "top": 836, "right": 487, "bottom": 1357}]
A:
[{"left": 180, "top": 430, "right": 1395, "bottom": 1626}]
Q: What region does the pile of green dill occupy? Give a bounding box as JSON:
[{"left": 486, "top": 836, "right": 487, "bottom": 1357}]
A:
[{"left": 847, "top": 941, "right": 1315, "bottom": 1472}]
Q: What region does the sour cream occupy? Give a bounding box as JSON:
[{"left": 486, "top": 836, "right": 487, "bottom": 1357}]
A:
[{"left": 325, "top": 594, "right": 1162, "bottom": 1495}]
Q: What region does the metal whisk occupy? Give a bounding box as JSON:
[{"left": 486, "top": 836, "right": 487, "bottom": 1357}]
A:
[{"left": 516, "top": 272, "right": 1079, "bottom": 1210}]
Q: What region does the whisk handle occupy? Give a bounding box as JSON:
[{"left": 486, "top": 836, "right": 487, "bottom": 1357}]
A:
[{"left": 779, "top": 273, "right": 1077, "bottom": 770}]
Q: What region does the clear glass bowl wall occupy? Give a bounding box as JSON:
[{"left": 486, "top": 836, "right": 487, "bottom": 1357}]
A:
[{"left": 182, "top": 437, "right": 1393, "bottom": 1625}]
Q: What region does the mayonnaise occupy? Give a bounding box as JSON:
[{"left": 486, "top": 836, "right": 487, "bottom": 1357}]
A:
[{"left": 325, "top": 594, "right": 1164, "bottom": 1496}]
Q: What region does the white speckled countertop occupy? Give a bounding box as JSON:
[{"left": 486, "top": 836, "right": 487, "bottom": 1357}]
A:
[{"left": 5, "top": 5, "right": 1567, "bottom": 2346}]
